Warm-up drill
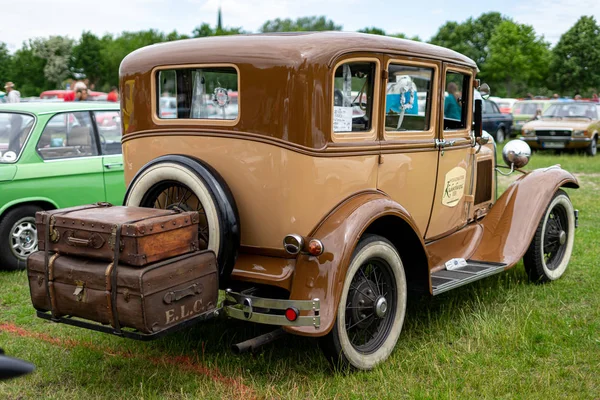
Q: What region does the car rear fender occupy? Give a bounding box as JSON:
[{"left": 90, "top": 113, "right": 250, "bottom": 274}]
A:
[{"left": 284, "top": 190, "right": 428, "bottom": 337}]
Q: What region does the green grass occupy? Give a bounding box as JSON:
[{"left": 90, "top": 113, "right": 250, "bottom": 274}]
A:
[{"left": 1, "top": 144, "right": 599, "bottom": 399}]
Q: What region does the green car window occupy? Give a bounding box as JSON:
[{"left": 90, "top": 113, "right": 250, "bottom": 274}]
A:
[
  {"left": 0, "top": 112, "right": 35, "bottom": 163},
  {"left": 94, "top": 111, "right": 122, "bottom": 155},
  {"left": 38, "top": 112, "right": 98, "bottom": 160}
]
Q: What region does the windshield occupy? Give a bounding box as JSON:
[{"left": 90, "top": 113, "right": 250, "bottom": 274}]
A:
[
  {"left": 512, "top": 102, "right": 543, "bottom": 116},
  {"left": 0, "top": 112, "right": 35, "bottom": 163},
  {"left": 543, "top": 103, "right": 598, "bottom": 119}
]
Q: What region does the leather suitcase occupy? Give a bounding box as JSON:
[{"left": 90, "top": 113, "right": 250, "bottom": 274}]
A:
[
  {"left": 36, "top": 203, "right": 200, "bottom": 267},
  {"left": 27, "top": 250, "right": 218, "bottom": 334}
]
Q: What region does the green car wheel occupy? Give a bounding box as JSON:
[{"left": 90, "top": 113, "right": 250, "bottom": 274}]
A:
[{"left": 0, "top": 205, "right": 42, "bottom": 270}]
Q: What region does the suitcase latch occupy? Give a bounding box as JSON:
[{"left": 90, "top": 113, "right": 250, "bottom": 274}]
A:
[
  {"left": 49, "top": 215, "right": 60, "bottom": 243},
  {"left": 73, "top": 281, "right": 85, "bottom": 302}
]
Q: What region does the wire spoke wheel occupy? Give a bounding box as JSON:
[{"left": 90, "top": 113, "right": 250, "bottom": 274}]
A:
[
  {"left": 139, "top": 180, "right": 210, "bottom": 249},
  {"left": 345, "top": 259, "right": 397, "bottom": 354},
  {"left": 542, "top": 205, "right": 569, "bottom": 270}
]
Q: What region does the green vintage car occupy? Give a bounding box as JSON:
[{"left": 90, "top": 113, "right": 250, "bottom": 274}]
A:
[
  {"left": 0, "top": 102, "right": 124, "bottom": 270},
  {"left": 511, "top": 100, "right": 553, "bottom": 136}
]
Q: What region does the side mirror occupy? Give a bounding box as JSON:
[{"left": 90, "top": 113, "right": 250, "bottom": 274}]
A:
[
  {"left": 479, "top": 83, "right": 491, "bottom": 100},
  {"left": 502, "top": 140, "right": 531, "bottom": 169}
]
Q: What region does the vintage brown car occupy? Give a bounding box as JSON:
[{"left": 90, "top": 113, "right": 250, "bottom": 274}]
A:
[
  {"left": 37, "top": 32, "right": 579, "bottom": 370},
  {"left": 521, "top": 100, "right": 599, "bottom": 156}
]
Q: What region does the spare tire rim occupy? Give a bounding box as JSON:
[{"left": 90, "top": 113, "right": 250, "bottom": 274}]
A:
[
  {"left": 139, "top": 181, "right": 210, "bottom": 249},
  {"left": 345, "top": 258, "right": 397, "bottom": 354},
  {"left": 543, "top": 203, "right": 569, "bottom": 271},
  {"left": 10, "top": 218, "right": 38, "bottom": 259}
]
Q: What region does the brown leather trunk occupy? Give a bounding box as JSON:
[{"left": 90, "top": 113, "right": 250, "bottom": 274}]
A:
[
  {"left": 27, "top": 250, "right": 218, "bottom": 334},
  {"left": 36, "top": 203, "right": 200, "bottom": 266}
]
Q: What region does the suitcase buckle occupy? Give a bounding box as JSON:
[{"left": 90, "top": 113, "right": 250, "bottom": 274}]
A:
[
  {"left": 73, "top": 281, "right": 85, "bottom": 302},
  {"left": 49, "top": 215, "right": 60, "bottom": 243}
]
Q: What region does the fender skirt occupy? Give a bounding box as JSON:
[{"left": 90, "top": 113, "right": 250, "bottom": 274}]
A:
[
  {"left": 471, "top": 166, "right": 579, "bottom": 266},
  {"left": 284, "top": 191, "right": 426, "bottom": 337}
]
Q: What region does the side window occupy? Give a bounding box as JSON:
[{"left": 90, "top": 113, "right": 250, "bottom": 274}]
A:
[
  {"left": 490, "top": 102, "right": 501, "bottom": 114},
  {"left": 37, "top": 112, "right": 98, "bottom": 160},
  {"left": 385, "top": 64, "right": 434, "bottom": 132},
  {"left": 333, "top": 61, "right": 377, "bottom": 134},
  {"left": 443, "top": 71, "right": 469, "bottom": 130},
  {"left": 94, "top": 111, "right": 122, "bottom": 155},
  {"left": 157, "top": 67, "right": 238, "bottom": 121}
]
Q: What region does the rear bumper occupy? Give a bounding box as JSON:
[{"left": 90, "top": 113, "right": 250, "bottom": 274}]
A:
[
  {"left": 520, "top": 136, "right": 592, "bottom": 149},
  {"left": 224, "top": 289, "right": 320, "bottom": 329}
]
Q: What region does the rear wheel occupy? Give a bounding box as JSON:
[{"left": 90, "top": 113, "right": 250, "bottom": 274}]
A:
[
  {"left": 495, "top": 127, "right": 506, "bottom": 144},
  {"left": 125, "top": 156, "right": 240, "bottom": 281},
  {"left": 0, "top": 205, "right": 43, "bottom": 271},
  {"left": 320, "top": 235, "right": 407, "bottom": 370},
  {"left": 523, "top": 190, "right": 574, "bottom": 283}
]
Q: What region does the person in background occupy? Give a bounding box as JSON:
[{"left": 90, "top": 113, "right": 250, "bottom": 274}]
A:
[
  {"left": 107, "top": 86, "right": 119, "bottom": 102},
  {"left": 591, "top": 93, "right": 598, "bottom": 103},
  {"left": 552, "top": 93, "right": 560, "bottom": 99},
  {"left": 4, "top": 82, "right": 20, "bottom": 103},
  {"left": 74, "top": 88, "right": 89, "bottom": 101},
  {"left": 574, "top": 94, "right": 582, "bottom": 101},
  {"left": 444, "top": 82, "right": 461, "bottom": 120}
]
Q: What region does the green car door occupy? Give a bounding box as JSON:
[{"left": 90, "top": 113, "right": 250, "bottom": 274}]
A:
[{"left": 93, "top": 110, "right": 125, "bottom": 205}]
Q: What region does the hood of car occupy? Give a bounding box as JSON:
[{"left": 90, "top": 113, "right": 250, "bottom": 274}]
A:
[
  {"left": 0, "top": 164, "right": 17, "bottom": 182},
  {"left": 522, "top": 119, "right": 590, "bottom": 131}
]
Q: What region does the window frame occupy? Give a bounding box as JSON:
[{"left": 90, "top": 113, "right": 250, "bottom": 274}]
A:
[
  {"left": 330, "top": 57, "right": 381, "bottom": 143},
  {"left": 151, "top": 63, "right": 241, "bottom": 127},
  {"left": 383, "top": 58, "right": 439, "bottom": 141},
  {"left": 36, "top": 111, "right": 100, "bottom": 161},
  {"left": 441, "top": 65, "right": 473, "bottom": 138},
  {"left": 92, "top": 110, "right": 123, "bottom": 156},
  {"left": 0, "top": 111, "right": 36, "bottom": 164}
]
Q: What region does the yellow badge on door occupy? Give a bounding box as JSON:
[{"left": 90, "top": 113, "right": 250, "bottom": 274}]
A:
[{"left": 442, "top": 167, "right": 466, "bottom": 207}]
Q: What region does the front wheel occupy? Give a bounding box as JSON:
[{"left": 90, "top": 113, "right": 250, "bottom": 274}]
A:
[
  {"left": 320, "top": 235, "right": 407, "bottom": 370},
  {"left": 586, "top": 136, "right": 597, "bottom": 156},
  {"left": 523, "top": 190, "right": 575, "bottom": 283},
  {"left": 0, "top": 205, "right": 43, "bottom": 271}
]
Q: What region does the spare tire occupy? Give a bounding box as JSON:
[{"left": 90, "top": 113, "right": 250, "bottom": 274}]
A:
[{"left": 124, "top": 155, "right": 240, "bottom": 283}]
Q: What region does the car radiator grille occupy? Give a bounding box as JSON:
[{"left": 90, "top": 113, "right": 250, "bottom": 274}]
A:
[{"left": 536, "top": 130, "right": 571, "bottom": 137}]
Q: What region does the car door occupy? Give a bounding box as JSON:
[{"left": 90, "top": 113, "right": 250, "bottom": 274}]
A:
[
  {"left": 93, "top": 110, "right": 125, "bottom": 205},
  {"left": 482, "top": 100, "right": 497, "bottom": 134},
  {"left": 377, "top": 56, "right": 441, "bottom": 235},
  {"left": 425, "top": 65, "right": 474, "bottom": 240},
  {"left": 30, "top": 111, "right": 105, "bottom": 207}
]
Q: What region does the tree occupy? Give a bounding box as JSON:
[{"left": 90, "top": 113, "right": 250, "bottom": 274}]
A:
[
  {"left": 32, "top": 36, "right": 74, "bottom": 88},
  {"left": 358, "top": 27, "right": 421, "bottom": 41},
  {"left": 484, "top": 20, "right": 550, "bottom": 97},
  {"left": 549, "top": 16, "right": 600, "bottom": 95},
  {"left": 10, "top": 41, "right": 52, "bottom": 96},
  {"left": 192, "top": 22, "right": 244, "bottom": 37},
  {"left": 0, "top": 43, "right": 11, "bottom": 86},
  {"left": 71, "top": 31, "right": 103, "bottom": 85},
  {"left": 260, "top": 16, "right": 341, "bottom": 32},
  {"left": 430, "top": 12, "right": 506, "bottom": 67}
]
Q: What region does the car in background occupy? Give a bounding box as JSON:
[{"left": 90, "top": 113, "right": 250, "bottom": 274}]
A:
[
  {"left": 520, "top": 101, "right": 599, "bottom": 156},
  {"left": 490, "top": 97, "right": 517, "bottom": 114},
  {"left": 0, "top": 102, "right": 125, "bottom": 270},
  {"left": 482, "top": 99, "right": 513, "bottom": 143},
  {"left": 40, "top": 90, "right": 108, "bottom": 101},
  {"left": 511, "top": 100, "right": 553, "bottom": 136}
]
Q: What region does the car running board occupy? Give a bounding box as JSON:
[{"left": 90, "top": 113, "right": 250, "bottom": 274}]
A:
[{"left": 431, "top": 261, "right": 507, "bottom": 295}]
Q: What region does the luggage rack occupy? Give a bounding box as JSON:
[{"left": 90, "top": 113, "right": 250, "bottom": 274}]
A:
[{"left": 36, "top": 307, "right": 222, "bottom": 341}]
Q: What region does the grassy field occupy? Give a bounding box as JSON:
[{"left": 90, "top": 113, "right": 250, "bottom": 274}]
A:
[{"left": 1, "top": 145, "right": 599, "bottom": 399}]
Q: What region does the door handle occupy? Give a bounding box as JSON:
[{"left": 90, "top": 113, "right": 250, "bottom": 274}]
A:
[{"left": 104, "top": 163, "right": 123, "bottom": 169}]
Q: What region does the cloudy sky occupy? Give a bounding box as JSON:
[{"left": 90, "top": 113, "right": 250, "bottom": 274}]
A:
[{"left": 2, "top": 0, "right": 599, "bottom": 51}]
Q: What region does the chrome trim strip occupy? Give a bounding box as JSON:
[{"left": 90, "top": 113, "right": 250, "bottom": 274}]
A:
[
  {"left": 521, "top": 137, "right": 591, "bottom": 143},
  {"left": 225, "top": 307, "right": 320, "bottom": 327}
]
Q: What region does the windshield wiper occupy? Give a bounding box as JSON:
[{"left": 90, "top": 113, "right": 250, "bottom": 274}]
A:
[
  {"left": 542, "top": 116, "right": 562, "bottom": 120},
  {"left": 564, "top": 115, "right": 592, "bottom": 120}
]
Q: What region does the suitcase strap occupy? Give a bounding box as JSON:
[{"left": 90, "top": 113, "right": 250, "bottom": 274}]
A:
[{"left": 108, "top": 223, "right": 122, "bottom": 334}]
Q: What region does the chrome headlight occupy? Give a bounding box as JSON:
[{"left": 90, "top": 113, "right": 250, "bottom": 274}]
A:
[
  {"left": 522, "top": 129, "right": 534, "bottom": 136},
  {"left": 503, "top": 140, "right": 531, "bottom": 169},
  {"left": 573, "top": 130, "right": 586, "bottom": 136}
]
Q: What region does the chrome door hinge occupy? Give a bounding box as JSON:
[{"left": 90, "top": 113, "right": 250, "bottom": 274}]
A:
[{"left": 435, "top": 139, "right": 456, "bottom": 155}]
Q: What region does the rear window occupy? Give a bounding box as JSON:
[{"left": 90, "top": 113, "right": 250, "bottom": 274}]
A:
[
  {"left": 513, "top": 102, "right": 543, "bottom": 115},
  {"left": 156, "top": 66, "right": 239, "bottom": 121},
  {"left": 0, "top": 112, "right": 35, "bottom": 163}
]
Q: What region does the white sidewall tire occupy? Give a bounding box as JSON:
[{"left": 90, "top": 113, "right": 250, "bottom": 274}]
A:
[
  {"left": 125, "top": 162, "right": 221, "bottom": 254},
  {"left": 336, "top": 240, "right": 407, "bottom": 370},
  {"left": 540, "top": 194, "right": 574, "bottom": 280}
]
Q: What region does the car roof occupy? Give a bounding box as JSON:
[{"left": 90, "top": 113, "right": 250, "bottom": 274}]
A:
[
  {"left": 0, "top": 101, "right": 119, "bottom": 115},
  {"left": 121, "top": 31, "right": 477, "bottom": 75}
]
